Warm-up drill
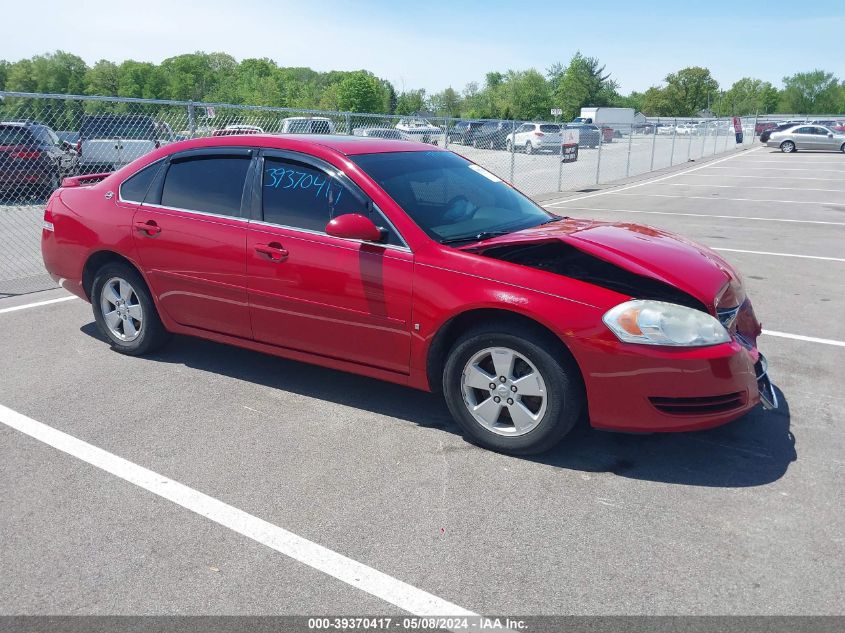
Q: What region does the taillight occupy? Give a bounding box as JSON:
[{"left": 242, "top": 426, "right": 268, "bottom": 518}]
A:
[
  {"left": 43, "top": 208, "right": 55, "bottom": 232},
  {"left": 154, "top": 140, "right": 160, "bottom": 149},
  {"left": 76, "top": 139, "right": 82, "bottom": 156},
  {"left": 12, "top": 149, "right": 42, "bottom": 160},
  {"left": 534, "top": 131, "right": 545, "bottom": 137}
]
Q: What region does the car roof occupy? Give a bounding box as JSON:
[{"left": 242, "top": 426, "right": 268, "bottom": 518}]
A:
[{"left": 161, "top": 134, "right": 441, "bottom": 156}]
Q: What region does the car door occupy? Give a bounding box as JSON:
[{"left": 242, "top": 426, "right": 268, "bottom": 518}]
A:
[
  {"left": 246, "top": 151, "right": 414, "bottom": 374},
  {"left": 814, "top": 126, "right": 838, "bottom": 150},
  {"left": 132, "top": 147, "right": 254, "bottom": 338},
  {"left": 791, "top": 126, "right": 814, "bottom": 150}
]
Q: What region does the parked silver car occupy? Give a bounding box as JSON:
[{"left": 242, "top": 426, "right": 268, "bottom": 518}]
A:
[{"left": 766, "top": 124, "right": 845, "bottom": 153}]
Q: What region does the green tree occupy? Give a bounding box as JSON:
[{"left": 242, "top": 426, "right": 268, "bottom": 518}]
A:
[
  {"left": 548, "top": 52, "right": 619, "bottom": 120},
  {"left": 779, "top": 70, "right": 840, "bottom": 114},
  {"left": 713, "top": 78, "right": 781, "bottom": 116},
  {"left": 496, "top": 69, "right": 551, "bottom": 120},
  {"left": 117, "top": 60, "right": 162, "bottom": 99},
  {"left": 0, "top": 60, "right": 9, "bottom": 90},
  {"left": 85, "top": 60, "right": 120, "bottom": 96},
  {"left": 336, "top": 71, "right": 384, "bottom": 112},
  {"left": 661, "top": 67, "right": 719, "bottom": 116},
  {"left": 612, "top": 91, "right": 645, "bottom": 112},
  {"left": 428, "top": 87, "right": 461, "bottom": 116},
  {"left": 641, "top": 86, "right": 673, "bottom": 116},
  {"left": 395, "top": 89, "right": 426, "bottom": 115}
]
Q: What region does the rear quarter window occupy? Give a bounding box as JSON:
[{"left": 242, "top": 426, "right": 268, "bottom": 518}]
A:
[{"left": 120, "top": 161, "right": 164, "bottom": 203}]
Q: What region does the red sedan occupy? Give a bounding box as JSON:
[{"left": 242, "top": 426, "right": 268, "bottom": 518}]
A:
[{"left": 41, "top": 135, "right": 776, "bottom": 455}]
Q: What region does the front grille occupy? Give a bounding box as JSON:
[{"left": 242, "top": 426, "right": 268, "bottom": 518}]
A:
[{"left": 649, "top": 392, "right": 746, "bottom": 415}]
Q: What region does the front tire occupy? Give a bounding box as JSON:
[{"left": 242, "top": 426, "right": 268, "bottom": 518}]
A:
[
  {"left": 92, "top": 263, "right": 170, "bottom": 356},
  {"left": 443, "top": 325, "right": 584, "bottom": 455},
  {"left": 780, "top": 140, "right": 796, "bottom": 153}
]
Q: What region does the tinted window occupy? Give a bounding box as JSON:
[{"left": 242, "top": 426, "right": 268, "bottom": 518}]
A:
[
  {"left": 262, "top": 157, "right": 403, "bottom": 246},
  {"left": 795, "top": 127, "right": 812, "bottom": 134},
  {"left": 161, "top": 156, "right": 250, "bottom": 216},
  {"left": 262, "top": 157, "right": 362, "bottom": 233},
  {"left": 539, "top": 124, "right": 561, "bottom": 133},
  {"left": 285, "top": 119, "right": 310, "bottom": 133},
  {"left": 121, "top": 161, "right": 164, "bottom": 203},
  {"left": 351, "top": 151, "right": 551, "bottom": 243}
]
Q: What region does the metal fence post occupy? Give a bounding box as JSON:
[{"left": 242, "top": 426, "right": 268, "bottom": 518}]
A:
[
  {"left": 649, "top": 121, "right": 657, "bottom": 171},
  {"left": 625, "top": 124, "right": 633, "bottom": 177},
  {"left": 187, "top": 102, "right": 196, "bottom": 138},
  {"left": 509, "top": 119, "right": 516, "bottom": 183},
  {"left": 687, "top": 123, "right": 693, "bottom": 162},
  {"left": 670, "top": 119, "right": 677, "bottom": 166},
  {"left": 344, "top": 112, "right": 351, "bottom": 135},
  {"left": 595, "top": 132, "right": 603, "bottom": 184},
  {"left": 700, "top": 122, "right": 708, "bottom": 158},
  {"left": 444, "top": 116, "right": 450, "bottom": 149},
  {"left": 751, "top": 113, "right": 758, "bottom": 147},
  {"left": 713, "top": 118, "right": 719, "bottom": 155},
  {"left": 557, "top": 134, "right": 564, "bottom": 191}
]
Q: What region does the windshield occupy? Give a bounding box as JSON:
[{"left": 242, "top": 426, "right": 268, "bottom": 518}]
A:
[
  {"left": 0, "top": 126, "right": 34, "bottom": 145},
  {"left": 351, "top": 151, "right": 552, "bottom": 243}
]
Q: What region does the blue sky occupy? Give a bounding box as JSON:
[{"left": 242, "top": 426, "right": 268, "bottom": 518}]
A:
[{"left": 3, "top": 0, "right": 844, "bottom": 95}]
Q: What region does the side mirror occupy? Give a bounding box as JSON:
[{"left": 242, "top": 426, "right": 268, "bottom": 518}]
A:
[
  {"left": 828, "top": 133, "right": 834, "bottom": 138},
  {"left": 326, "top": 213, "right": 384, "bottom": 242}
]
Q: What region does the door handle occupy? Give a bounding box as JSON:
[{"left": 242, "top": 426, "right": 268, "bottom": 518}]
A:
[
  {"left": 134, "top": 220, "right": 161, "bottom": 236},
  {"left": 255, "top": 242, "right": 289, "bottom": 262}
]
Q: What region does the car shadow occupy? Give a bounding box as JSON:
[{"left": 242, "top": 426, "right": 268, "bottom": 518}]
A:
[{"left": 81, "top": 324, "right": 796, "bottom": 488}]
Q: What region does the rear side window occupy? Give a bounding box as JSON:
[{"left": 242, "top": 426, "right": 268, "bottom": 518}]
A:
[
  {"left": 161, "top": 156, "right": 250, "bottom": 216},
  {"left": 120, "top": 161, "right": 163, "bottom": 203},
  {"left": 540, "top": 124, "right": 561, "bottom": 133}
]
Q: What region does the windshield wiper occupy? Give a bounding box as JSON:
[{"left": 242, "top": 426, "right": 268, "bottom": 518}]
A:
[{"left": 440, "top": 230, "right": 513, "bottom": 245}]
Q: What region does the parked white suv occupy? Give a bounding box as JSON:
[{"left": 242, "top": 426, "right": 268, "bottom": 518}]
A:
[
  {"left": 505, "top": 123, "right": 562, "bottom": 154},
  {"left": 279, "top": 117, "right": 335, "bottom": 134}
]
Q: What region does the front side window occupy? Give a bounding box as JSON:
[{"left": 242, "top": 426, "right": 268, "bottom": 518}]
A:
[
  {"left": 351, "top": 150, "right": 552, "bottom": 244},
  {"left": 262, "top": 157, "right": 403, "bottom": 245},
  {"left": 161, "top": 156, "right": 250, "bottom": 216}
]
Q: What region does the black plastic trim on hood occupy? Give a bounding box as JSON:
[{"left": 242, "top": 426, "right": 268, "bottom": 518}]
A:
[{"left": 479, "top": 241, "right": 709, "bottom": 312}]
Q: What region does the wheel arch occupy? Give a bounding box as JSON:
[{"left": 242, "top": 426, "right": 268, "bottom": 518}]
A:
[
  {"left": 82, "top": 250, "right": 145, "bottom": 300},
  {"left": 426, "top": 307, "right": 584, "bottom": 395}
]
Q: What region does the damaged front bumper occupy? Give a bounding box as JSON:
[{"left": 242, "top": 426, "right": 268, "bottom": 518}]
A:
[{"left": 755, "top": 353, "right": 778, "bottom": 410}]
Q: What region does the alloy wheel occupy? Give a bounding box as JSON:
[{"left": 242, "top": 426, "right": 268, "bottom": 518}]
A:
[
  {"left": 460, "top": 346, "right": 548, "bottom": 436},
  {"left": 100, "top": 277, "right": 144, "bottom": 342}
]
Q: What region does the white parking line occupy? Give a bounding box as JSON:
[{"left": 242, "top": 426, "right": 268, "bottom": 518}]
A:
[
  {"left": 762, "top": 330, "right": 845, "bottom": 348},
  {"left": 706, "top": 166, "right": 845, "bottom": 173},
  {"left": 711, "top": 248, "right": 845, "bottom": 262},
  {"left": 610, "top": 192, "right": 845, "bottom": 206},
  {"left": 665, "top": 183, "right": 845, "bottom": 194},
  {"left": 736, "top": 160, "right": 845, "bottom": 165},
  {"left": 681, "top": 174, "right": 844, "bottom": 182},
  {"left": 545, "top": 147, "right": 762, "bottom": 207},
  {"left": 0, "top": 295, "right": 78, "bottom": 315},
  {"left": 554, "top": 206, "right": 845, "bottom": 226},
  {"left": 0, "top": 403, "right": 476, "bottom": 618}
]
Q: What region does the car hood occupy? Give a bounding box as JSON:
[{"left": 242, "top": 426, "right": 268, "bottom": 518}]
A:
[{"left": 467, "top": 218, "right": 736, "bottom": 308}]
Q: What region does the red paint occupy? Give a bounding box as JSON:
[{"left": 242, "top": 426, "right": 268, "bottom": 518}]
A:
[{"left": 41, "top": 134, "right": 767, "bottom": 433}]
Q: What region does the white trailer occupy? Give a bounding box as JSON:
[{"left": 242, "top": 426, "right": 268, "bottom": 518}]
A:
[{"left": 574, "top": 107, "right": 637, "bottom": 129}]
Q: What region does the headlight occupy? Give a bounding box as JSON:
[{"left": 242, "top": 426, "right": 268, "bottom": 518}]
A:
[{"left": 603, "top": 300, "right": 731, "bottom": 347}]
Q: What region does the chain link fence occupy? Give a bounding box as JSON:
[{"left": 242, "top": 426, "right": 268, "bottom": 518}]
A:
[{"left": 1, "top": 90, "right": 786, "bottom": 296}]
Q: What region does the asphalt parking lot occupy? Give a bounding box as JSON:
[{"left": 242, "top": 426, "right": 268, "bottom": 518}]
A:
[{"left": 1, "top": 145, "right": 843, "bottom": 618}]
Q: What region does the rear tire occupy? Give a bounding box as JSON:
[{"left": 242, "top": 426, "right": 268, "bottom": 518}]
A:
[
  {"left": 506, "top": 140, "right": 513, "bottom": 152},
  {"left": 525, "top": 141, "right": 533, "bottom": 154},
  {"left": 92, "top": 262, "right": 170, "bottom": 356},
  {"left": 840, "top": 143, "right": 845, "bottom": 153},
  {"left": 780, "top": 140, "right": 796, "bottom": 153},
  {"left": 442, "top": 324, "right": 584, "bottom": 455}
]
